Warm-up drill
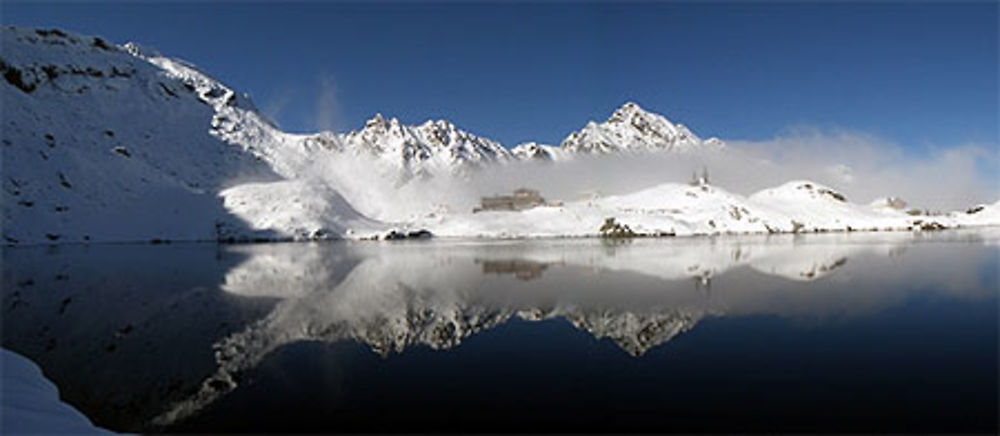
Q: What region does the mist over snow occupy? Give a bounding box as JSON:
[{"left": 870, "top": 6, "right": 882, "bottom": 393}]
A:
[
  {"left": 726, "top": 129, "right": 999, "bottom": 212},
  {"left": 302, "top": 129, "right": 999, "bottom": 221},
  {"left": 2, "top": 25, "right": 997, "bottom": 244},
  {"left": 299, "top": 152, "right": 480, "bottom": 222}
]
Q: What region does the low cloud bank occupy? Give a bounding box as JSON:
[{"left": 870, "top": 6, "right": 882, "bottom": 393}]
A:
[
  {"left": 727, "top": 129, "right": 999, "bottom": 211},
  {"left": 300, "top": 129, "right": 998, "bottom": 222}
]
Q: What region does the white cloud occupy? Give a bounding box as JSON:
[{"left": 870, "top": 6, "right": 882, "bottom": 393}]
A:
[
  {"left": 300, "top": 127, "right": 999, "bottom": 221},
  {"left": 726, "top": 129, "right": 1000, "bottom": 210}
]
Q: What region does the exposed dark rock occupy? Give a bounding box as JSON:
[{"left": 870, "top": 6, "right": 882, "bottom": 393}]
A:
[
  {"left": 383, "top": 229, "right": 434, "bottom": 240},
  {"left": 57, "top": 172, "right": 72, "bottom": 188},
  {"left": 109, "top": 67, "right": 133, "bottom": 78},
  {"left": 406, "top": 229, "right": 433, "bottom": 239},
  {"left": 1, "top": 60, "right": 36, "bottom": 93},
  {"left": 58, "top": 297, "right": 72, "bottom": 315},
  {"left": 158, "top": 82, "right": 178, "bottom": 98},
  {"left": 600, "top": 217, "right": 636, "bottom": 238},
  {"left": 41, "top": 65, "right": 58, "bottom": 79},
  {"left": 112, "top": 146, "right": 131, "bottom": 157},
  {"left": 92, "top": 37, "right": 112, "bottom": 51},
  {"left": 35, "top": 29, "right": 67, "bottom": 38}
]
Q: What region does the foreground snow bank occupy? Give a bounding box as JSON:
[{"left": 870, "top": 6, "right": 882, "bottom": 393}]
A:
[{"left": 1, "top": 349, "right": 111, "bottom": 434}]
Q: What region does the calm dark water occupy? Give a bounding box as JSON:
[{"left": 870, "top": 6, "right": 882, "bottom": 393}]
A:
[{"left": 2, "top": 230, "right": 998, "bottom": 433}]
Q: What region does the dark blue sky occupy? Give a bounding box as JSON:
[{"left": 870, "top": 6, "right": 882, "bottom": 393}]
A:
[{"left": 3, "top": 2, "right": 997, "bottom": 149}]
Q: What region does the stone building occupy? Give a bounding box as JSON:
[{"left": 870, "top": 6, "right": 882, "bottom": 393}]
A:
[{"left": 474, "top": 188, "right": 547, "bottom": 212}]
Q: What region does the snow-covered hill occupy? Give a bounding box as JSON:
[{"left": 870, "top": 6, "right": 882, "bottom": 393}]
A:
[
  {"left": 2, "top": 26, "right": 997, "bottom": 245},
  {"left": 418, "top": 179, "right": 999, "bottom": 239}
]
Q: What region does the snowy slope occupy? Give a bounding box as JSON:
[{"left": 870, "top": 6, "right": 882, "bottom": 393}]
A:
[
  {"left": 0, "top": 27, "right": 380, "bottom": 244},
  {"left": 951, "top": 200, "right": 1000, "bottom": 227},
  {"left": 219, "top": 180, "right": 382, "bottom": 241},
  {"left": 419, "top": 181, "right": 795, "bottom": 238},
  {"left": 2, "top": 26, "right": 997, "bottom": 245},
  {"left": 599, "top": 182, "right": 782, "bottom": 234},
  {"left": 417, "top": 179, "right": 998, "bottom": 239},
  {"left": 1, "top": 27, "right": 279, "bottom": 244},
  {"left": 748, "top": 181, "right": 912, "bottom": 232},
  {"left": 135, "top": 47, "right": 319, "bottom": 179}
]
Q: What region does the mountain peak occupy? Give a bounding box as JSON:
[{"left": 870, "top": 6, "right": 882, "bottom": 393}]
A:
[
  {"left": 418, "top": 118, "right": 458, "bottom": 132},
  {"left": 559, "top": 102, "right": 709, "bottom": 153},
  {"left": 362, "top": 113, "right": 407, "bottom": 135},
  {"left": 365, "top": 113, "right": 388, "bottom": 129},
  {"left": 608, "top": 101, "right": 648, "bottom": 122},
  {"left": 340, "top": 113, "right": 512, "bottom": 176}
]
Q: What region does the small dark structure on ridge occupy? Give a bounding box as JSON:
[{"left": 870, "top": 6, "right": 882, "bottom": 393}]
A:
[{"left": 689, "top": 167, "right": 710, "bottom": 186}]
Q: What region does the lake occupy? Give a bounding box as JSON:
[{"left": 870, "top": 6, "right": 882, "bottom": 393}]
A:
[{"left": 2, "top": 230, "right": 997, "bottom": 433}]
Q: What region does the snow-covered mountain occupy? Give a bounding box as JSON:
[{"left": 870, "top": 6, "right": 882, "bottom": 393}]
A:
[
  {"left": 335, "top": 100, "right": 725, "bottom": 170},
  {"left": 2, "top": 26, "right": 997, "bottom": 245},
  {"left": 0, "top": 26, "right": 379, "bottom": 244},
  {"left": 328, "top": 100, "right": 726, "bottom": 174},
  {"left": 1, "top": 27, "right": 277, "bottom": 244},
  {"left": 507, "top": 102, "right": 724, "bottom": 161},
  {"left": 559, "top": 101, "right": 724, "bottom": 155},
  {"left": 339, "top": 114, "right": 513, "bottom": 181}
]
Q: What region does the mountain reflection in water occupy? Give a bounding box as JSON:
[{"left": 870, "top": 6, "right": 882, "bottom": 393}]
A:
[{"left": 2, "top": 230, "right": 997, "bottom": 433}]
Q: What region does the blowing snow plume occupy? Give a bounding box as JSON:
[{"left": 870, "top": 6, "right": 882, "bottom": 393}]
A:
[{"left": 314, "top": 74, "right": 342, "bottom": 133}]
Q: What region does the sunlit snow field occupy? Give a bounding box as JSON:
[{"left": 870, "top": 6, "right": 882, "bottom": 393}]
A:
[{"left": 2, "top": 229, "right": 997, "bottom": 433}]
